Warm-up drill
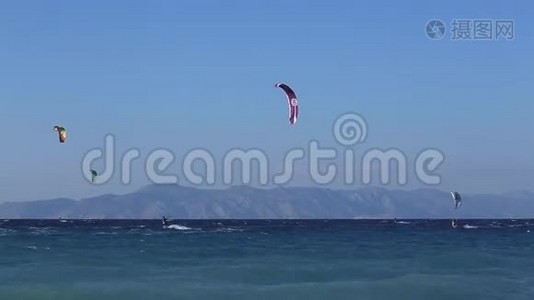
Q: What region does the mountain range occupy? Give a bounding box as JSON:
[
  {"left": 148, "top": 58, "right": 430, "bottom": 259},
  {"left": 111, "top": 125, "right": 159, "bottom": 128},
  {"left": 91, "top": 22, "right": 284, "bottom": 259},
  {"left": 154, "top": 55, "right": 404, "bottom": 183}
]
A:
[{"left": 0, "top": 185, "right": 533, "bottom": 219}]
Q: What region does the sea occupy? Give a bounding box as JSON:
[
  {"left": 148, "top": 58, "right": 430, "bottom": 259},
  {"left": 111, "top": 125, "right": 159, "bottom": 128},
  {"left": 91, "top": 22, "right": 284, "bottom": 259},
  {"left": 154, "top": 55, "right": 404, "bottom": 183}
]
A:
[{"left": 0, "top": 219, "right": 532, "bottom": 300}]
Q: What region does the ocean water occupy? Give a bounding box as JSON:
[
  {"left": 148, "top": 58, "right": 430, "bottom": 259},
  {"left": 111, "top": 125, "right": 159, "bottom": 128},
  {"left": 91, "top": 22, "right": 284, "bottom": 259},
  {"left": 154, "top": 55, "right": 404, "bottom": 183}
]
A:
[{"left": 0, "top": 219, "right": 532, "bottom": 300}]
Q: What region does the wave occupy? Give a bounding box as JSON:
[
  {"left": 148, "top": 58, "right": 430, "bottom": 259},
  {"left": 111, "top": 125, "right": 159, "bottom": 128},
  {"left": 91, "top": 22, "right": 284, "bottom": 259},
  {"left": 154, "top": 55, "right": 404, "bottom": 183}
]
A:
[
  {"left": 93, "top": 231, "right": 118, "bottom": 235},
  {"left": 463, "top": 225, "right": 478, "bottom": 229},
  {"left": 214, "top": 227, "right": 244, "bottom": 233},
  {"left": 164, "top": 224, "right": 191, "bottom": 231},
  {"left": 507, "top": 224, "right": 526, "bottom": 228},
  {"left": 0, "top": 228, "right": 16, "bottom": 236}
]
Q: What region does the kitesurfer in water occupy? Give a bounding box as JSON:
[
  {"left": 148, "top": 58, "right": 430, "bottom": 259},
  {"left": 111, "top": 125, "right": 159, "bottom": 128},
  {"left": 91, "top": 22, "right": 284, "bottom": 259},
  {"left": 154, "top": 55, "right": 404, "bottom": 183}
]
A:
[
  {"left": 162, "top": 216, "right": 169, "bottom": 228},
  {"left": 451, "top": 219, "right": 459, "bottom": 228}
]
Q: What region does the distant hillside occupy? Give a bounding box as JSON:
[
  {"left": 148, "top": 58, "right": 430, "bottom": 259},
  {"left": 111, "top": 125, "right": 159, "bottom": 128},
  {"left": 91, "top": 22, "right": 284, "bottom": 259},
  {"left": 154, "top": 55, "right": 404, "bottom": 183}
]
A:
[{"left": 0, "top": 185, "right": 533, "bottom": 219}]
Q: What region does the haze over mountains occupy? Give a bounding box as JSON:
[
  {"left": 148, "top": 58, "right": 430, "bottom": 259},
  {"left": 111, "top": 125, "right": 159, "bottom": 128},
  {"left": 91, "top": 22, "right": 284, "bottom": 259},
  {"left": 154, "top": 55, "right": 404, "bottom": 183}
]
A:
[{"left": 0, "top": 185, "right": 533, "bottom": 219}]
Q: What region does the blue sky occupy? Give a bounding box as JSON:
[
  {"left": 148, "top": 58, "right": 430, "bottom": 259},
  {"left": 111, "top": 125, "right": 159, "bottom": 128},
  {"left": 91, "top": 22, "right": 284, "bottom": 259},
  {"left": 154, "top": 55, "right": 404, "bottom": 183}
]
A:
[{"left": 0, "top": 0, "right": 533, "bottom": 202}]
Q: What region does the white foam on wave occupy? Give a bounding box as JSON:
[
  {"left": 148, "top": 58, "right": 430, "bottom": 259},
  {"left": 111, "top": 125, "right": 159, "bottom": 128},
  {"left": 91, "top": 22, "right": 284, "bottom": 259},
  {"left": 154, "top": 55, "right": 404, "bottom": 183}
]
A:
[
  {"left": 214, "top": 227, "right": 244, "bottom": 233},
  {"left": 0, "top": 228, "right": 15, "bottom": 236},
  {"left": 29, "top": 227, "right": 55, "bottom": 236},
  {"left": 165, "top": 224, "right": 191, "bottom": 231},
  {"left": 463, "top": 225, "right": 478, "bottom": 229},
  {"left": 93, "top": 231, "right": 118, "bottom": 235}
]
